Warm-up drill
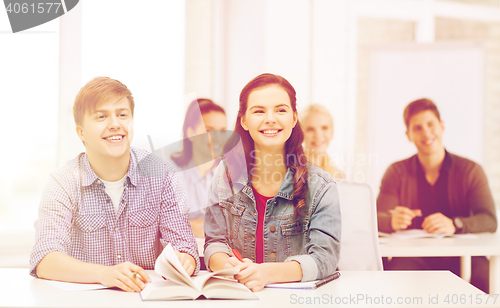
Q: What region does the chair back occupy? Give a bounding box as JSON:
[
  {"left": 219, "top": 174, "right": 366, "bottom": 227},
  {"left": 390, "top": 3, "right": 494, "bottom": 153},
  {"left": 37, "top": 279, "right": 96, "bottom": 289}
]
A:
[{"left": 336, "top": 181, "right": 383, "bottom": 270}]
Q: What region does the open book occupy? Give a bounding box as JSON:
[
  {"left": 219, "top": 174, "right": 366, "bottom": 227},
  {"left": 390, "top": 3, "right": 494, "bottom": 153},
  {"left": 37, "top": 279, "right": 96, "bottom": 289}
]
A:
[
  {"left": 378, "top": 229, "right": 447, "bottom": 239},
  {"left": 140, "top": 244, "right": 257, "bottom": 300}
]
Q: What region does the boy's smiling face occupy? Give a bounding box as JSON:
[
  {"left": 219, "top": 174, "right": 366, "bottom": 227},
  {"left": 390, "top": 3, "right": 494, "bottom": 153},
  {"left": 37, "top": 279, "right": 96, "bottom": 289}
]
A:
[
  {"left": 406, "top": 110, "right": 444, "bottom": 156},
  {"left": 76, "top": 95, "right": 134, "bottom": 161}
]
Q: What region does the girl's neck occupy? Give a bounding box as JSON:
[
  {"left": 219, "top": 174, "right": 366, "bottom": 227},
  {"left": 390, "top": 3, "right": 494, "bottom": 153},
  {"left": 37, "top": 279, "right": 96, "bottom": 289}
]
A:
[
  {"left": 254, "top": 144, "right": 287, "bottom": 170},
  {"left": 251, "top": 145, "right": 287, "bottom": 196},
  {"left": 192, "top": 150, "right": 214, "bottom": 177},
  {"left": 195, "top": 160, "right": 214, "bottom": 178}
]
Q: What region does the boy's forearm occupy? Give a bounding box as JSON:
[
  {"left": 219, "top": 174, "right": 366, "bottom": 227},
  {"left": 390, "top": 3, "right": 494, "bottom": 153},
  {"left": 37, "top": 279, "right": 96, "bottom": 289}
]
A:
[{"left": 36, "top": 251, "right": 104, "bottom": 283}]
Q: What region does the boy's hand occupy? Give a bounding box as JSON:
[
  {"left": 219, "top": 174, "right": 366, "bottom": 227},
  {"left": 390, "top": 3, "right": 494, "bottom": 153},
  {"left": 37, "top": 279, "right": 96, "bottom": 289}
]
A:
[
  {"left": 96, "top": 261, "right": 150, "bottom": 292},
  {"left": 175, "top": 251, "right": 196, "bottom": 276},
  {"left": 390, "top": 206, "right": 421, "bottom": 231},
  {"left": 422, "top": 212, "right": 456, "bottom": 234}
]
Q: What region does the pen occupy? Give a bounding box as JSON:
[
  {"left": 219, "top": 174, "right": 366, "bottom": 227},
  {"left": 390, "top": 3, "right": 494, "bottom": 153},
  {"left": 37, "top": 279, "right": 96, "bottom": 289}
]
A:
[
  {"left": 389, "top": 209, "right": 422, "bottom": 217},
  {"left": 132, "top": 271, "right": 148, "bottom": 282},
  {"left": 232, "top": 248, "right": 243, "bottom": 262},
  {"left": 132, "top": 271, "right": 138, "bottom": 278}
]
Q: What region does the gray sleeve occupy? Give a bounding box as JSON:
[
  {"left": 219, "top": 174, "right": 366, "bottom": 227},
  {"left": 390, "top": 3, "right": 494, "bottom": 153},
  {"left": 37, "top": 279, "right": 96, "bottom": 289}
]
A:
[
  {"left": 376, "top": 164, "right": 401, "bottom": 233},
  {"left": 291, "top": 181, "right": 341, "bottom": 281},
  {"left": 461, "top": 164, "right": 497, "bottom": 233}
]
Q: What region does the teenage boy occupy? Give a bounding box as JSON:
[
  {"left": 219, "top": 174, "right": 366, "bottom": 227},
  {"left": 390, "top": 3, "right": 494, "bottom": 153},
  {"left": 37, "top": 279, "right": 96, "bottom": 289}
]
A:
[
  {"left": 30, "top": 77, "right": 199, "bottom": 292},
  {"left": 377, "top": 98, "right": 497, "bottom": 292}
]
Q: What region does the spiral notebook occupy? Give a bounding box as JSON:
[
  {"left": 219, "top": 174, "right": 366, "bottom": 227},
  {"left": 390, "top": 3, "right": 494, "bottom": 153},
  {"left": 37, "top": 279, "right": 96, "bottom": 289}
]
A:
[{"left": 265, "top": 272, "right": 341, "bottom": 290}]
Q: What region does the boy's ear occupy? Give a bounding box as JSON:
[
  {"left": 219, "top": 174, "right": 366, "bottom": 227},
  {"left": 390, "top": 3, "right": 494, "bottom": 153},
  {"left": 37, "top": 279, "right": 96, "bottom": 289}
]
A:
[
  {"left": 406, "top": 130, "right": 411, "bottom": 142},
  {"left": 76, "top": 125, "right": 85, "bottom": 143}
]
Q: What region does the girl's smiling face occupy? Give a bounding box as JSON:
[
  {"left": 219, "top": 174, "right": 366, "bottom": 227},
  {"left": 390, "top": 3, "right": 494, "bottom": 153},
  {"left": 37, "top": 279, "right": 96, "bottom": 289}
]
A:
[
  {"left": 240, "top": 85, "right": 297, "bottom": 152},
  {"left": 302, "top": 112, "right": 333, "bottom": 154}
]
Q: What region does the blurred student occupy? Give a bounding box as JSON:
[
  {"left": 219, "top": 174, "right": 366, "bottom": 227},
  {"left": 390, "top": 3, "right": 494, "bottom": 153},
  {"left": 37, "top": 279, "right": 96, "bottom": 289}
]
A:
[
  {"left": 204, "top": 73, "right": 341, "bottom": 292},
  {"left": 300, "top": 104, "right": 344, "bottom": 179},
  {"left": 30, "top": 77, "right": 199, "bottom": 292},
  {"left": 169, "top": 99, "right": 227, "bottom": 238},
  {"left": 377, "top": 98, "right": 496, "bottom": 292}
]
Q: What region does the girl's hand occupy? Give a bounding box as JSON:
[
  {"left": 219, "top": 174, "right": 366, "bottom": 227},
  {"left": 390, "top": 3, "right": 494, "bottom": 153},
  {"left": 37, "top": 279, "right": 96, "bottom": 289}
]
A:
[
  {"left": 232, "top": 259, "right": 267, "bottom": 292},
  {"left": 224, "top": 256, "right": 243, "bottom": 269}
]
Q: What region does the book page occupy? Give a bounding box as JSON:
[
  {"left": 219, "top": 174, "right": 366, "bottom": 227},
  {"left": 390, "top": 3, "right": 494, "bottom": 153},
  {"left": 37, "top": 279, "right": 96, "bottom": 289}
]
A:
[
  {"left": 265, "top": 280, "right": 318, "bottom": 289},
  {"left": 265, "top": 272, "right": 340, "bottom": 289},
  {"left": 202, "top": 277, "right": 257, "bottom": 300},
  {"left": 192, "top": 267, "right": 239, "bottom": 290},
  {"left": 392, "top": 229, "right": 445, "bottom": 239},
  {"left": 140, "top": 280, "right": 201, "bottom": 300},
  {"left": 452, "top": 233, "right": 478, "bottom": 239},
  {"left": 155, "top": 244, "right": 197, "bottom": 289},
  {"left": 380, "top": 230, "right": 479, "bottom": 240}
]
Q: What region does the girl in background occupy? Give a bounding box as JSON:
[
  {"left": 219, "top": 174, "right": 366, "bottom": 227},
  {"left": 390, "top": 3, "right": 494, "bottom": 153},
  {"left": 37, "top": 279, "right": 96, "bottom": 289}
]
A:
[
  {"left": 170, "top": 99, "right": 227, "bottom": 238},
  {"left": 300, "top": 104, "right": 344, "bottom": 179}
]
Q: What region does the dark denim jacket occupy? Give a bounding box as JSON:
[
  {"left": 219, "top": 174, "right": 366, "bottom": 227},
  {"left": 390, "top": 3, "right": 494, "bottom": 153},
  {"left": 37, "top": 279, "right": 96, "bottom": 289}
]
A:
[{"left": 204, "top": 162, "right": 341, "bottom": 281}]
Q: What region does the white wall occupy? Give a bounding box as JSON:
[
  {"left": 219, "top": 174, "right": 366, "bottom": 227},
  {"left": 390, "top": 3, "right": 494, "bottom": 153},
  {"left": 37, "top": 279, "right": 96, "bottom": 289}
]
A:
[
  {"left": 2, "top": 0, "right": 498, "bottom": 267},
  {"left": 211, "top": 0, "right": 497, "bottom": 183},
  {"left": 213, "top": 0, "right": 312, "bottom": 129},
  {"left": 0, "top": 0, "right": 187, "bottom": 267},
  {"left": 80, "top": 0, "right": 186, "bottom": 154},
  {"left": 366, "top": 42, "right": 485, "bottom": 193}
]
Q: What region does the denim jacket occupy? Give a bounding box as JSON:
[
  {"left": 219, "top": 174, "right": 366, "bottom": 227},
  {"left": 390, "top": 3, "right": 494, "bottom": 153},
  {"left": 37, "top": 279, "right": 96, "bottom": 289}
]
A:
[{"left": 204, "top": 161, "right": 341, "bottom": 282}]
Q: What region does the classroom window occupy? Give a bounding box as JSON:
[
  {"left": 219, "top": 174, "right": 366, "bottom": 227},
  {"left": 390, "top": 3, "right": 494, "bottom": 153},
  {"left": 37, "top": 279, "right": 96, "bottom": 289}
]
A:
[{"left": 0, "top": 14, "right": 59, "bottom": 235}]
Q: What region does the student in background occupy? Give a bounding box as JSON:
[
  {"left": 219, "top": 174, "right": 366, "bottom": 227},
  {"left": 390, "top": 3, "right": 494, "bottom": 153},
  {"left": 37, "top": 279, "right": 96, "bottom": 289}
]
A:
[
  {"left": 204, "top": 73, "right": 341, "bottom": 292},
  {"left": 300, "top": 104, "right": 344, "bottom": 179},
  {"left": 168, "top": 99, "right": 227, "bottom": 238},
  {"left": 377, "top": 98, "right": 497, "bottom": 292},
  {"left": 30, "top": 77, "right": 199, "bottom": 292}
]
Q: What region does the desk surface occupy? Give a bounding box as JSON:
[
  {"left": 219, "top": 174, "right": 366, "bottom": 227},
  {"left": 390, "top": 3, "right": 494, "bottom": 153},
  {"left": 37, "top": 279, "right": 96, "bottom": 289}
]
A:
[
  {"left": 196, "top": 237, "right": 204, "bottom": 257},
  {"left": 379, "top": 232, "right": 500, "bottom": 257},
  {"left": 2, "top": 268, "right": 494, "bottom": 308}
]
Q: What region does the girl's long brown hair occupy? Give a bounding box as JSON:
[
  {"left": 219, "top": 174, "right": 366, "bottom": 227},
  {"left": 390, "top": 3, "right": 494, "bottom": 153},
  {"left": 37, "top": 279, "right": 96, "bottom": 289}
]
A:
[{"left": 232, "top": 73, "right": 308, "bottom": 219}]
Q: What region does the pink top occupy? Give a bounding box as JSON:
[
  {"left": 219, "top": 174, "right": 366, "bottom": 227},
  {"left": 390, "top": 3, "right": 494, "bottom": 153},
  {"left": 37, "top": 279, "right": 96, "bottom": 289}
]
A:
[{"left": 252, "top": 186, "right": 272, "bottom": 263}]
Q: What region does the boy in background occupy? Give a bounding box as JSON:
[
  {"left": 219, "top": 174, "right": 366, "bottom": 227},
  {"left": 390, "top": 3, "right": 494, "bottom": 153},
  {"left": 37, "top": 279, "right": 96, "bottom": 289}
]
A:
[{"left": 377, "top": 98, "right": 496, "bottom": 292}]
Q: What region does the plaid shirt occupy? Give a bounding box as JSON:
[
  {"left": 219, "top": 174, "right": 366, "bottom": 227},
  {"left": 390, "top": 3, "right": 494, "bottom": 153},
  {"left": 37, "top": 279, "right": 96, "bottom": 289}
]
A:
[{"left": 30, "top": 147, "right": 200, "bottom": 277}]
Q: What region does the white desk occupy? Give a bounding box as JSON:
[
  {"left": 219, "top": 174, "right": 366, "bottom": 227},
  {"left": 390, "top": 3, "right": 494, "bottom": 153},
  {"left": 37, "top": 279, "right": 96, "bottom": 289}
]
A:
[
  {"left": 196, "top": 237, "right": 204, "bottom": 257},
  {"left": 379, "top": 232, "right": 500, "bottom": 294},
  {"left": 1, "top": 268, "right": 492, "bottom": 308}
]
